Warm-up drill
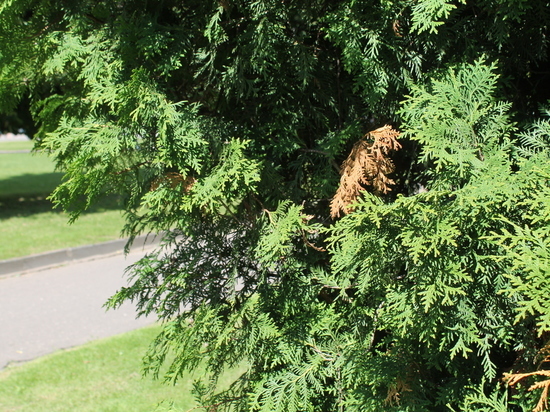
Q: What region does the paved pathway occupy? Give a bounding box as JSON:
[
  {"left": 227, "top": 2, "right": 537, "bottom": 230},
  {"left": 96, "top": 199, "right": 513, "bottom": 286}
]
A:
[{"left": 0, "top": 248, "right": 157, "bottom": 369}]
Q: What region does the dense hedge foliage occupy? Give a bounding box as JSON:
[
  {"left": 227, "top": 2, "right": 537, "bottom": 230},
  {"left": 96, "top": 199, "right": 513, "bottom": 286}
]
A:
[{"left": 2, "top": 1, "right": 550, "bottom": 410}]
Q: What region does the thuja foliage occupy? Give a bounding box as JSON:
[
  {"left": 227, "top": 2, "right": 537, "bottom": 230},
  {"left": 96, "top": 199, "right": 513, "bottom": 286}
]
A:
[{"left": 2, "top": 0, "right": 550, "bottom": 410}]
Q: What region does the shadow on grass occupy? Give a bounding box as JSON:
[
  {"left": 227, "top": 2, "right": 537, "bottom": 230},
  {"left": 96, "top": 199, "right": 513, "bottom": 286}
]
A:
[
  {"left": 0, "top": 172, "right": 64, "bottom": 199},
  {"left": 1, "top": 168, "right": 125, "bottom": 221},
  {"left": 0, "top": 194, "right": 123, "bottom": 220}
]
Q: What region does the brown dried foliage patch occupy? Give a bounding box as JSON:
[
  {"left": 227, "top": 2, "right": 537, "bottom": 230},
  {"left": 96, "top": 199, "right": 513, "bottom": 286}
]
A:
[
  {"left": 150, "top": 172, "right": 196, "bottom": 192},
  {"left": 505, "top": 370, "right": 550, "bottom": 412},
  {"left": 505, "top": 341, "right": 550, "bottom": 412},
  {"left": 330, "top": 125, "right": 401, "bottom": 218},
  {"left": 385, "top": 376, "right": 412, "bottom": 407}
]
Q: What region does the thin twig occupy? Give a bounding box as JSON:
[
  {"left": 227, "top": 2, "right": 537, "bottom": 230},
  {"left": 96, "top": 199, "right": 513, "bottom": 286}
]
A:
[
  {"left": 218, "top": 197, "right": 243, "bottom": 225},
  {"left": 301, "top": 230, "right": 326, "bottom": 252}
]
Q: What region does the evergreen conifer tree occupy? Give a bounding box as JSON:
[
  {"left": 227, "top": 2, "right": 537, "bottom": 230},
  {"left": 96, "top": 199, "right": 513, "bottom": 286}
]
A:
[{"left": 1, "top": 0, "right": 550, "bottom": 410}]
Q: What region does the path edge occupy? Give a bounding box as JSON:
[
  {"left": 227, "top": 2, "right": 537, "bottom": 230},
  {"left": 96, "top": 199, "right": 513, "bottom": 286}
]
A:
[{"left": 0, "top": 234, "right": 163, "bottom": 278}]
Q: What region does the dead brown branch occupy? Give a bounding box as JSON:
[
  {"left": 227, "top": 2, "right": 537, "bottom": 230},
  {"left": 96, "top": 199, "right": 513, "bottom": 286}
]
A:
[
  {"left": 330, "top": 125, "right": 401, "bottom": 218},
  {"left": 504, "top": 370, "right": 550, "bottom": 412},
  {"left": 149, "top": 172, "right": 196, "bottom": 192}
]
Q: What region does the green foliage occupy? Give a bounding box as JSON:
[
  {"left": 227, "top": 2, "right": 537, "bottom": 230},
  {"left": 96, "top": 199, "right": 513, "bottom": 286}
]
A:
[
  {"left": 400, "top": 60, "right": 513, "bottom": 188},
  {"left": 2, "top": 0, "right": 550, "bottom": 410},
  {"left": 410, "top": 0, "right": 464, "bottom": 34}
]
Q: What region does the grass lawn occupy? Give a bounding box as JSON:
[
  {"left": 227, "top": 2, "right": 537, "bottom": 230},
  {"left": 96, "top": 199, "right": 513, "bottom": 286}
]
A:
[
  {"left": 0, "top": 141, "right": 126, "bottom": 260},
  {"left": 0, "top": 205, "right": 125, "bottom": 260},
  {"left": 0, "top": 324, "right": 240, "bottom": 412},
  {"left": 0, "top": 151, "right": 62, "bottom": 197},
  {"left": 0, "top": 140, "right": 34, "bottom": 151}
]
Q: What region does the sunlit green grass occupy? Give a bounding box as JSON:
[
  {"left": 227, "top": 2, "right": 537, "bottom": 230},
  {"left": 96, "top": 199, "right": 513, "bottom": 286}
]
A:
[
  {"left": 0, "top": 140, "right": 34, "bottom": 151},
  {"left": 0, "top": 205, "right": 125, "bottom": 260},
  {"left": 0, "top": 142, "right": 126, "bottom": 260},
  {"left": 0, "top": 324, "right": 240, "bottom": 412}
]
